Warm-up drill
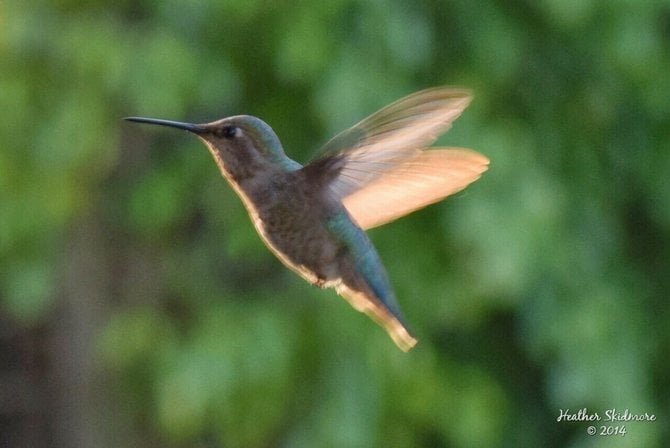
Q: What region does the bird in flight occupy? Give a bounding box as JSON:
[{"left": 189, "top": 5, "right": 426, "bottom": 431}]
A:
[{"left": 126, "top": 87, "right": 489, "bottom": 351}]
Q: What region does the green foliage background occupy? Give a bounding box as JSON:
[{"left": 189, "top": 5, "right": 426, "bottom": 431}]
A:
[{"left": 2, "top": 0, "right": 669, "bottom": 447}]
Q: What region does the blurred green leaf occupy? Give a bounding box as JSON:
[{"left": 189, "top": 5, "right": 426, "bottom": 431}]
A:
[{"left": 2, "top": 258, "right": 55, "bottom": 323}]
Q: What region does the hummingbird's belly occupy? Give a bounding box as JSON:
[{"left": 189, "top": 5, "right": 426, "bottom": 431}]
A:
[{"left": 253, "top": 204, "right": 342, "bottom": 286}]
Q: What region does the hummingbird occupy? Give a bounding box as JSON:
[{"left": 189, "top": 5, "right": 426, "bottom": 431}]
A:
[{"left": 125, "top": 87, "right": 489, "bottom": 352}]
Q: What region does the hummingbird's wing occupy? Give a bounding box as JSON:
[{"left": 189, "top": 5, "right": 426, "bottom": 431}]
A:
[
  {"left": 304, "top": 87, "right": 488, "bottom": 229},
  {"left": 343, "top": 148, "right": 489, "bottom": 229}
]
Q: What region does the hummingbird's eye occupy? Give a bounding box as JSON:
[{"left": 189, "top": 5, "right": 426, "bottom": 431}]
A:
[{"left": 219, "top": 125, "right": 240, "bottom": 139}]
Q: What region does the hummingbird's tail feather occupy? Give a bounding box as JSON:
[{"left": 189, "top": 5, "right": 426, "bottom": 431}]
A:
[
  {"left": 324, "top": 209, "right": 416, "bottom": 351},
  {"left": 336, "top": 283, "right": 418, "bottom": 352}
]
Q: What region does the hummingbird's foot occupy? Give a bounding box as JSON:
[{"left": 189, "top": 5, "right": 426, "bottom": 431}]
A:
[{"left": 314, "top": 277, "right": 328, "bottom": 288}]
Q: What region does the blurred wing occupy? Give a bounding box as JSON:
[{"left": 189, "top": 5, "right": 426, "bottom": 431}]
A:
[
  {"left": 343, "top": 149, "right": 489, "bottom": 230},
  {"left": 303, "top": 87, "right": 473, "bottom": 198}
]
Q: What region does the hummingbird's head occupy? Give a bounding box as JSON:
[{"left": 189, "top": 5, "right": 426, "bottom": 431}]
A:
[{"left": 125, "top": 115, "right": 294, "bottom": 183}]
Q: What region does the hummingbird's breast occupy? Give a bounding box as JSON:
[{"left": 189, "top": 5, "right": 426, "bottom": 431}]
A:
[{"left": 243, "top": 174, "right": 343, "bottom": 286}]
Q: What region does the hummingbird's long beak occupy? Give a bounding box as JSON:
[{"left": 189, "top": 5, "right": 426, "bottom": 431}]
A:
[{"left": 124, "top": 117, "right": 208, "bottom": 134}]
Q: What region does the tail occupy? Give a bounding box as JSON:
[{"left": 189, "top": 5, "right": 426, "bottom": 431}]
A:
[
  {"left": 326, "top": 209, "right": 417, "bottom": 351},
  {"left": 336, "top": 283, "right": 418, "bottom": 352}
]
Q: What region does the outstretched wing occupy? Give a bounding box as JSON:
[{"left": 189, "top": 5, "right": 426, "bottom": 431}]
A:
[
  {"left": 302, "top": 87, "right": 487, "bottom": 229},
  {"left": 343, "top": 148, "right": 489, "bottom": 229}
]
